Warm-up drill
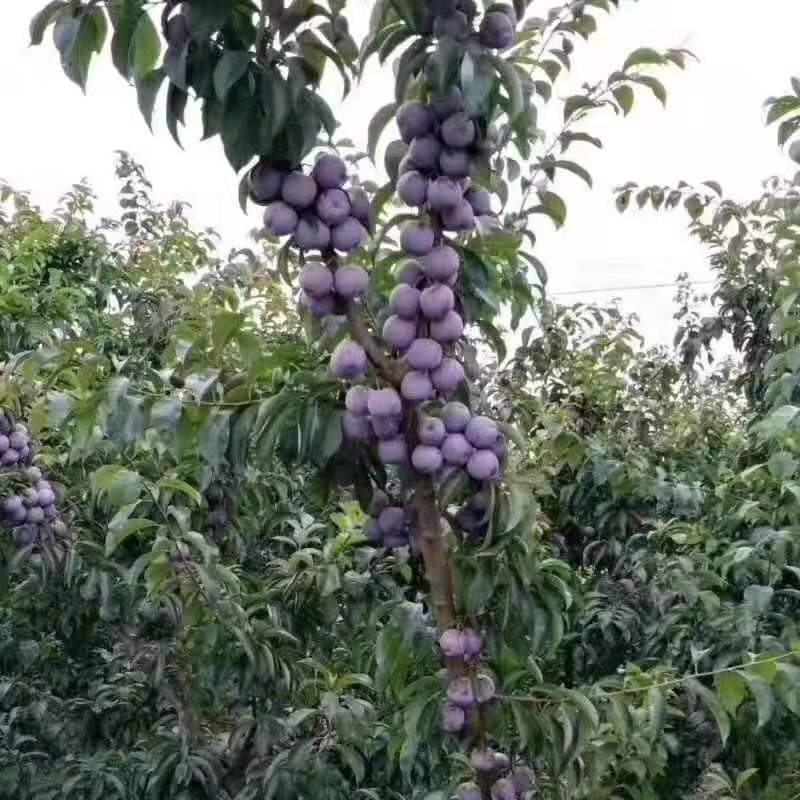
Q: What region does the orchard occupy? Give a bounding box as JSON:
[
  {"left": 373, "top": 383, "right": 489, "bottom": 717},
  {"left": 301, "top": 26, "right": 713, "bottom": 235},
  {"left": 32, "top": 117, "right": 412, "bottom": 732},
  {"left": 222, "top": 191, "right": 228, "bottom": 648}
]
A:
[{"left": 3, "top": 0, "right": 800, "bottom": 798}]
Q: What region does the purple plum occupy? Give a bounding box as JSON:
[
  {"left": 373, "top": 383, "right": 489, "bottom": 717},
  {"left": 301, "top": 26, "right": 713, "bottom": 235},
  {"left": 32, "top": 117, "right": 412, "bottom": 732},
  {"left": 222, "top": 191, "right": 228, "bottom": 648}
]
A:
[
  {"left": 479, "top": 11, "right": 515, "bottom": 49},
  {"left": 467, "top": 449, "right": 500, "bottom": 481},
  {"left": 299, "top": 264, "right": 334, "bottom": 297},
  {"left": 331, "top": 217, "right": 367, "bottom": 252},
  {"left": 302, "top": 292, "right": 335, "bottom": 318},
  {"left": 378, "top": 437, "right": 408, "bottom": 464},
  {"left": 441, "top": 702, "right": 466, "bottom": 732},
  {"left": 412, "top": 444, "right": 442, "bottom": 473},
  {"left": 511, "top": 767, "right": 535, "bottom": 794},
  {"left": 418, "top": 416, "right": 446, "bottom": 446},
  {"left": 378, "top": 505, "right": 405, "bottom": 534},
  {"left": 475, "top": 672, "right": 496, "bottom": 703},
  {"left": 263, "top": 202, "right": 298, "bottom": 236},
  {"left": 466, "top": 185, "right": 492, "bottom": 215},
  {"left": 250, "top": 163, "right": 284, "bottom": 203},
  {"left": 406, "top": 338, "right": 443, "bottom": 371},
  {"left": 368, "top": 388, "right": 402, "bottom": 418},
  {"left": 1, "top": 449, "right": 19, "bottom": 466},
  {"left": 422, "top": 245, "right": 460, "bottom": 281},
  {"left": 432, "top": 86, "right": 465, "bottom": 120},
  {"left": 447, "top": 675, "right": 475, "bottom": 708},
  {"left": 342, "top": 411, "right": 372, "bottom": 440},
  {"left": 462, "top": 627, "right": 482, "bottom": 656},
  {"left": 457, "top": 783, "right": 483, "bottom": 800},
  {"left": 465, "top": 415, "right": 498, "bottom": 448},
  {"left": 395, "top": 259, "right": 423, "bottom": 286},
  {"left": 330, "top": 340, "right": 367, "bottom": 380},
  {"left": 442, "top": 433, "right": 473, "bottom": 466},
  {"left": 0, "top": 435, "right": 7, "bottom": 453},
  {"left": 408, "top": 134, "right": 443, "bottom": 172},
  {"left": 431, "top": 358, "right": 465, "bottom": 393},
  {"left": 371, "top": 415, "right": 400, "bottom": 440},
  {"left": 334, "top": 265, "right": 369, "bottom": 299},
  {"left": 401, "top": 371, "right": 434, "bottom": 402},
  {"left": 400, "top": 222, "right": 435, "bottom": 256},
  {"left": 281, "top": 171, "right": 318, "bottom": 209},
  {"left": 397, "top": 170, "right": 429, "bottom": 207},
  {"left": 347, "top": 187, "right": 372, "bottom": 228},
  {"left": 490, "top": 778, "right": 516, "bottom": 800},
  {"left": 345, "top": 386, "right": 370, "bottom": 415},
  {"left": 26, "top": 506, "right": 45, "bottom": 524},
  {"left": 397, "top": 101, "right": 436, "bottom": 143},
  {"left": 389, "top": 284, "right": 421, "bottom": 319},
  {"left": 439, "top": 628, "right": 465, "bottom": 657},
  {"left": 383, "top": 315, "right": 418, "bottom": 350},
  {"left": 441, "top": 112, "right": 476, "bottom": 148},
  {"left": 295, "top": 217, "right": 331, "bottom": 251},
  {"left": 440, "top": 148, "right": 473, "bottom": 178},
  {"left": 430, "top": 311, "right": 464, "bottom": 342},
  {"left": 442, "top": 402, "right": 471, "bottom": 432},
  {"left": 37, "top": 488, "right": 56, "bottom": 507},
  {"left": 312, "top": 153, "right": 347, "bottom": 189},
  {"left": 365, "top": 519, "right": 384, "bottom": 544},
  {"left": 427, "top": 176, "right": 464, "bottom": 212},
  {"left": 315, "top": 188, "right": 351, "bottom": 226},
  {"left": 441, "top": 199, "right": 475, "bottom": 231},
  {"left": 420, "top": 284, "right": 455, "bottom": 320},
  {"left": 471, "top": 748, "right": 497, "bottom": 772}
]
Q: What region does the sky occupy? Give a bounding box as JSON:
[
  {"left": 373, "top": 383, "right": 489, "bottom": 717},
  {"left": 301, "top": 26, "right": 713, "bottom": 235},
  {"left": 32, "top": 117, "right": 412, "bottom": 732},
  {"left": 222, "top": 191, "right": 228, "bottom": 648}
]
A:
[{"left": 1, "top": 0, "right": 799, "bottom": 347}]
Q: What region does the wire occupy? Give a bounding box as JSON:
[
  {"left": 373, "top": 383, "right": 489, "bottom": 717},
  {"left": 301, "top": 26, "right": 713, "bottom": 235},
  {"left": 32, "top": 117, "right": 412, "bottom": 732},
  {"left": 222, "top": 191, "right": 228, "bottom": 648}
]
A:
[{"left": 551, "top": 279, "right": 715, "bottom": 297}]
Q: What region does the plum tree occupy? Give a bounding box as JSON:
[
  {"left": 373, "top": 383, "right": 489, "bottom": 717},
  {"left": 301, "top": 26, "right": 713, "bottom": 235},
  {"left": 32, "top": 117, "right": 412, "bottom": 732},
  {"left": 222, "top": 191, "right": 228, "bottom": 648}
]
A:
[{"left": 20, "top": 1, "right": 721, "bottom": 798}]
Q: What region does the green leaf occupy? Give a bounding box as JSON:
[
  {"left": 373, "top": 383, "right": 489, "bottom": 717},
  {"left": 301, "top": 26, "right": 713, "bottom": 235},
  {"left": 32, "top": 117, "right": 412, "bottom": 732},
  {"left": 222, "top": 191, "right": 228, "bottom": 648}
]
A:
[
  {"left": 149, "top": 397, "right": 182, "bottom": 431},
  {"left": 157, "top": 478, "right": 202, "bottom": 506},
  {"left": 631, "top": 74, "right": 667, "bottom": 105},
  {"left": 129, "top": 11, "right": 161, "bottom": 81},
  {"left": 551, "top": 159, "right": 592, "bottom": 187},
  {"left": 367, "top": 102, "right": 398, "bottom": 163},
  {"left": 105, "top": 518, "right": 159, "bottom": 557},
  {"left": 686, "top": 677, "right": 730, "bottom": 745},
  {"left": 743, "top": 674, "right": 775, "bottom": 728},
  {"left": 613, "top": 85, "right": 634, "bottom": 115},
  {"left": 214, "top": 50, "right": 251, "bottom": 102},
  {"left": 718, "top": 672, "right": 747, "bottom": 715},
  {"left": 261, "top": 68, "right": 290, "bottom": 139},
  {"left": 199, "top": 409, "right": 232, "bottom": 466},
  {"left": 461, "top": 52, "right": 494, "bottom": 116},
  {"left": 166, "top": 82, "right": 189, "bottom": 147},
  {"left": 533, "top": 191, "right": 567, "bottom": 229},
  {"left": 563, "top": 95, "right": 598, "bottom": 121},
  {"left": 30, "top": 0, "right": 67, "bottom": 45},
  {"left": 492, "top": 56, "right": 524, "bottom": 121},
  {"left": 136, "top": 67, "right": 166, "bottom": 131},
  {"left": 622, "top": 47, "right": 667, "bottom": 72},
  {"left": 92, "top": 465, "right": 143, "bottom": 507}
]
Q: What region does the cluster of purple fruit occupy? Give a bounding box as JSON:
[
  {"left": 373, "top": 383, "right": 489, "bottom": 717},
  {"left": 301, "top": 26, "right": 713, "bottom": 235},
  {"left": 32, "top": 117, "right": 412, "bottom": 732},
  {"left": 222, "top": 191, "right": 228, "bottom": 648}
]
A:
[
  {"left": 457, "top": 758, "right": 536, "bottom": 800},
  {"left": 425, "top": 0, "right": 517, "bottom": 52},
  {"left": 363, "top": 495, "right": 416, "bottom": 551},
  {"left": 0, "top": 414, "right": 33, "bottom": 468},
  {"left": 254, "top": 154, "right": 371, "bottom": 254},
  {"left": 1, "top": 466, "right": 68, "bottom": 550},
  {"left": 395, "top": 93, "right": 492, "bottom": 232},
  {"left": 298, "top": 260, "right": 370, "bottom": 319}
]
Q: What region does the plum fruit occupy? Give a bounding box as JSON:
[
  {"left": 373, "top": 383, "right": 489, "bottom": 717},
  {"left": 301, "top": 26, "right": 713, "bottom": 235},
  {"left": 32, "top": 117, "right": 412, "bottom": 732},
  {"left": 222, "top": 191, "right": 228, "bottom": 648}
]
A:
[
  {"left": 441, "top": 433, "right": 473, "bottom": 466},
  {"left": 263, "top": 202, "right": 298, "bottom": 236},
  {"left": 368, "top": 388, "right": 402, "bottom": 418},
  {"left": 432, "top": 86, "right": 466, "bottom": 120},
  {"left": 441, "top": 199, "right": 475, "bottom": 231},
  {"left": 295, "top": 217, "right": 331, "bottom": 251},
  {"left": 330, "top": 340, "right": 367, "bottom": 380},
  {"left": 465, "top": 185, "right": 492, "bottom": 215},
  {"left": 457, "top": 783, "right": 483, "bottom": 800},
  {"left": 479, "top": 10, "right": 515, "bottom": 49},
  {"left": 441, "top": 112, "right": 477, "bottom": 148},
  {"left": 406, "top": 338, "right": 443, "bottom": 371},
  {"left": 471, "top": 748, "right": 497, "bottom": 772},
  {"left": 408, "top": 134, "right": 443, "bottom": 172},
  {"left": 281, "top": 171, "right": 318, "bottom": 209},
  {"left": 250, "top": 163, "right": 284, "bottom": 203},
  {"left": 389, "top": 284, "right": 421, "bottom": 319},
  {"left": 434, "top": 10, "right": 469, "bottom": 39},
  {"left": 397, "top": 101, "right": 436, "bottom": 143},
  {"left": 474, "top": 671, "right": 496, "bottom": 703},
  {"left": 447, "top": 675, "right": 475, "bottom": 707},
  {"left": 511, "top": 766, "right": 536, "bottom": 793},
  {"left": 430, "top": 310, "right": 465, "bottom": 342},
  {"left": 0, "top": 435, "right": 7, "bottom": 453},
  {"left": 431, "top": 358, "right": 464, "bottom": 393},
  {"left": 334, "top": 265, "right": 369, "bottom": 299},
  {"left": 427, "top": 176, "right": 464, "bottom": 212},
  {"left": 378, "top": 505, "right": 405, "bottom": 534},
  {"left": 397, "top": 170, "right": 429, "bottom": 207},
  {"left": 315, "top": 188, "right": 351, "bottom": 226},
  {"left": 395, "top": 259, "right": 423, "bottom": 286},
  {"left": 331, "top": 217, "right": 367, "bottom": 252},
  {"left": 439, "top": 628, "right": 465, "bottom": 657},
  {"left": 347, "top": 187, "right": 372, "bottom": 227},
  {"left": 467, "top": 449, "right": 500, "bottom": 481},
  {"left": 465, "top": 415, "right": 498, "bottom": 448},
  {"left": 400, "top": 222, "right": 435, "bottom": 256},
  {"left": 383, "top": 315, "right": 418, "bottom": 350},
  {"left": 371, "top": 415, "right": 400, "bottom": 440},
  {"left": 420, "top": 284, "right": 456, "bottom": 320},
  {"left": 441, "top": 702, "right": 466, "bottom": 732},
  {"left": 312, "top": 153, "right": 347, "bottom": 189},
  {"left": 342, "top": 411, "right": 372, "bottom": 440},
  {"left": 442, "top": 402, "right": 471, "bottom": 432},
  {"left": 412, "top": 444, "right": 443, "bottom": 473},
  {"left": 302, "top": 292, "right": 335, "bottom": 318},
  {"left": 490, "top": 778, "right": 517, "bottom": 800},
  {"left": 418, "top": 416, "right": 446, "bottom": 446},
  {"left": 299, "top": 264, "right": 334, "bottom": 297},
  {"left": 440, "top": 148, "right": 473, "bottom": 177},
  {"left": 422, "top": 245, "right": 460, "bottom": 281},
  {"left": 401, "top": 371, "right": 434, "bottom": 402},
  {"left": 378, "top": 437, "right": 407, "bottom": 464}
]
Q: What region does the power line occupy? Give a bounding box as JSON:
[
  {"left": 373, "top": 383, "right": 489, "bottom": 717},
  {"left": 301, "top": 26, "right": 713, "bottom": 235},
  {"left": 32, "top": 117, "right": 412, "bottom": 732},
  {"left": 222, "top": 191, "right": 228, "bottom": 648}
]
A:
[{"left": 551, "top": 279, "right": 715, "bottom": 297}]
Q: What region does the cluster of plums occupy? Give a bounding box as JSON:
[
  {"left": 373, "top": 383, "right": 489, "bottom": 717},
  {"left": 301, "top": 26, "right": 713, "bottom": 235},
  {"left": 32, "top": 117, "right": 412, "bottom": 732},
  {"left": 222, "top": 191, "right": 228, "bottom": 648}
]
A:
[
  {"left": 363, "top": 497, "right": 416, "bottom": 551},
  {"left": 253, "top": 154, "right": 371, "bottom": 253},
  {"left": 424, "top": 0, "right": 517, "bottom": 52},
  {"left": 457, "top": 760, "right": 536, "bottom": 800},
  {"left": 0, "top": 412, "right": 69, "bottom": 552},
  {"left": 0, "top": 414, "right": 34, "bottom": 468},
  {"left": 298, "top": 260, "right": 370, "bottom": 319},
  {"left": 342, "top": 388, "right": 504, "bottom": 482}
]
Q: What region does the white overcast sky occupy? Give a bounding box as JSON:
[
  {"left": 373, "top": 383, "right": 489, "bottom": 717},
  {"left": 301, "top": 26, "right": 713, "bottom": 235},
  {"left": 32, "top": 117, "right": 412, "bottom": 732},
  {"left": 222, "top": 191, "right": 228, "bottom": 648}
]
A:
[{"left": 1, "top": 0, "right": 799, "bottom": 346}]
